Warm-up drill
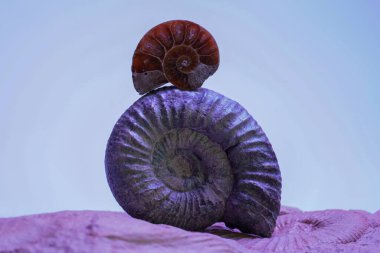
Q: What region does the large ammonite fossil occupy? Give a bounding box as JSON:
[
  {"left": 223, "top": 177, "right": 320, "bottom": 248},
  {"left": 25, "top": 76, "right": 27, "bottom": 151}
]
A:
[
  {"left": 131, "top": 20, "right": 219, "bottom": 94},
  {"left": 105, "top": 86, "right": 281, "bottom": 237}
]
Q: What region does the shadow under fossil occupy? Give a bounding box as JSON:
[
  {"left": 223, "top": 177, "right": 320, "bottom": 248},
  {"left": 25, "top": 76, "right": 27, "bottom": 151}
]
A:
[{"left": 205, "top": 222, "right": 260, "bottom": 240}]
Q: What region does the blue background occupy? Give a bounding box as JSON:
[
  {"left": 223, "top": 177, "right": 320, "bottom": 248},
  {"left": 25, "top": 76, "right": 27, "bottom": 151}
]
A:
[{"left": 1, "top": 1, "right": 379, "bottom": 217}]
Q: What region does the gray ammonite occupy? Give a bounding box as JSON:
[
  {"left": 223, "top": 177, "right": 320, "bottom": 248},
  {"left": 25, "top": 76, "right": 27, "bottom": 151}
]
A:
[{"left": 105, "top": 86, "right": 281, "bottom": 237}]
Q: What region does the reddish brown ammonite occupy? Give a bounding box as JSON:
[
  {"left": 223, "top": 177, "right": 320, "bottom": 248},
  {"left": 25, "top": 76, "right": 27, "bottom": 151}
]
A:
[{"left": 131, "top": 20, "right": 219, "bottom": 94}]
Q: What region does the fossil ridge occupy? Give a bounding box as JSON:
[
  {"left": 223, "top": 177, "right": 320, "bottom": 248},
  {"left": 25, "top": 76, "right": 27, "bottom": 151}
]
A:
[{"left": 105, "top": 86, "right": 281, "bottom": 237}]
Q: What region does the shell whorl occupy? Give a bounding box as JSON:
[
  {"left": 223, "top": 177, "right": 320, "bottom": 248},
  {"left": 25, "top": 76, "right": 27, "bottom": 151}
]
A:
[
  {"left": 132, "top": 20, "right": 219, "bottom": 94},
  {"left": 105, "top": 87, "right": 281, "bottom": 236},
  {"left": 246, "top": 210, "right": 370, "bottom": 252}
]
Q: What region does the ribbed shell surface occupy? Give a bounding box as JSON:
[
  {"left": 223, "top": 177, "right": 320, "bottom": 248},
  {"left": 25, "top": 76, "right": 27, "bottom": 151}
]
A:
[
  {"left": 132, "top": 20, "right": 219, "bottom": 94},
  {"left": 105, "top": 87, "right": 281, "bottom": 236}
]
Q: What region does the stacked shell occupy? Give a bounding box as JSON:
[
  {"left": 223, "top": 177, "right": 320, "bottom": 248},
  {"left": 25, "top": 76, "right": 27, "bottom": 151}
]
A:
[{"left": 105, "top": 20, "right": 282, "bottom": 237}]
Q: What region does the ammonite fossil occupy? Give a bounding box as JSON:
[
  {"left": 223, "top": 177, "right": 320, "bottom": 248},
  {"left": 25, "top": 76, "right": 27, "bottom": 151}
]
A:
[
  {"left": 105, "top": 87, "right": 281, "bottom": 237},
  {"left": 131, "top": 20, "right": 219, "bottom": 94},
  {"left": 245, "top": 210, "right": 370, "bottom": 252}
]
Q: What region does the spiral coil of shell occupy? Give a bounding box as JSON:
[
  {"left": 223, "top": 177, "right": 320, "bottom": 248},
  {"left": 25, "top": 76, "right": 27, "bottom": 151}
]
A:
[
  {"left": 105, "top": 87, "right": 281, "bottom": 237},
  {"left": 132, "top": 20, "right": 219, "bottom": 94},
  {"left": 245, "top": 210, "right": 370, "bottom": 252}
]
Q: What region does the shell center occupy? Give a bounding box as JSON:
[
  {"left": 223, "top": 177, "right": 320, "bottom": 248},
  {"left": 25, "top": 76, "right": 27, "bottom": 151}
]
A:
[
  {"left": 167, "top": 153, "right": 195, "bottom": 178},
  {"left": 151, "top": 128, "right": 230, "bottom": 193},
  {"left": 158, "top": 149, "right": 205, "bottom": 192},
  {"left": 163, "top": 45, "right": 199, "bottom": 75},
  {"left": 176, "top": 56, "right": 191, "bottom": 71}
]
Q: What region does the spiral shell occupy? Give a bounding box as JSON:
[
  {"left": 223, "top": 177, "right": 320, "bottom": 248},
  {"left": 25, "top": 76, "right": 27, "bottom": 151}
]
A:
[
  {"left": 105, "top": 87, "right": 281, "bottom": 237},
  {"left": 132, "top": 20, "right": 219, "bottom": 94},
  {"left": 246, "top": 210, "right": 369, "bottom": 252}
]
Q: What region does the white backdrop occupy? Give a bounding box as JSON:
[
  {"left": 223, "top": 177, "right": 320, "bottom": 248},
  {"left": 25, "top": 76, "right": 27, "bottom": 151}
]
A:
[{"left": 1, "top": 1, "right": 379, "bottom": 217}]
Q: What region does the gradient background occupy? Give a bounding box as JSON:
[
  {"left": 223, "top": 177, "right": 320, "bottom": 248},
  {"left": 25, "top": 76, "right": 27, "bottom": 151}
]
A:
[{"left": 1, "top": 1, "right": 379, "bottom": 217}]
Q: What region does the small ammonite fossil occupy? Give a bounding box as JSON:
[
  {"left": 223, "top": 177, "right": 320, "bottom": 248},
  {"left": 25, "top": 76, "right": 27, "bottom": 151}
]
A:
[
  {"left": 244, "top": 210, "right": 370, "bottom": 252},
  {"left": 105, "top": 87, "right": 281, "bottom": 237},
  {"left": 131, "top": 20, "right": 219, "bottom": 94}
]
